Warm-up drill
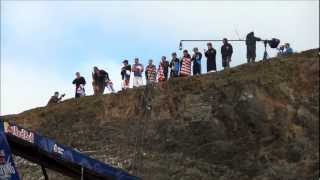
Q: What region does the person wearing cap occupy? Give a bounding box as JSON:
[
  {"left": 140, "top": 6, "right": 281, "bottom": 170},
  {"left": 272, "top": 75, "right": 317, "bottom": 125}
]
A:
[
  {"left": 221, "top": 38, "right": 233, "bottom": 69},
  {"left": 204, "top": 42, "right": 217, "bottom": 72},
  {"left": 145, "top": 59, "right": 157, "bottom": 84},
  {"left": 169, "top": 52, "right": 180, "bottom": 78},
  {"left": 72, "top": 72, "right": 86, "bottom": 98},
  {"left": 47, "top": 92, "right": 65, "bottom": 105},
  {"left": 246, "top": 32, "right": 261, "bottom": 63},
  {"left": 180, "top": 50, "right": 192, "bottom": 77},
  {"left": 191, "top": 47, "right": 202, "bottom": 75},
  {"left": 132, "top": 58, "right": 144, "bottom": 88},
  {"left": 121, "top": 60, "right": 131, "bottom": 90}
]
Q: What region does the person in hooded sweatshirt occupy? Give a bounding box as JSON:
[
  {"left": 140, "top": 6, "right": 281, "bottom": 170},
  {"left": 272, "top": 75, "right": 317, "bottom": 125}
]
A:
[
  {"left": 92, "top": 66, "right": 108, "bottom": 95},
  {"left": 204, "top": 42, "right": 217, "bottom": 72},
  {"left": 246, "top": 31, "right": 261, "bottom": 63},
  {"left": 221, "top": 38, "right": 233, "bottom": 69},
  {"left": 191, "top": 47, "right": 202, "bottom": 75},
  {"left": 72, "top": 72, "right": 86, "bottom": 98},
  {"left": 169, "top": 52, "right": 180, "bottom": 78},
  {"left": 180, "top": 50, "right": 192, "bottom": 77}
]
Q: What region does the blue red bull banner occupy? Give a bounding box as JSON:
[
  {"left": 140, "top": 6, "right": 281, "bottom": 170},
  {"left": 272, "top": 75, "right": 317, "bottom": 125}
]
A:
[{"left": 1, "top": 120, "right": 139, "bottom": 180}]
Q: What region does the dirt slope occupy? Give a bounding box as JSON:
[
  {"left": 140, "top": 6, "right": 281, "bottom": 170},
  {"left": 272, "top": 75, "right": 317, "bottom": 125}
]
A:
[{"left": 2, "top": 49, "right": 319, "bottom": 180}]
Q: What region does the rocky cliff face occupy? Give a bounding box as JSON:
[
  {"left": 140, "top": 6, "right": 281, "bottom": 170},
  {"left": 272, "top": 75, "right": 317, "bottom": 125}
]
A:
[{"left": 2, "top": 49, "right": 319, "bottom": 180}]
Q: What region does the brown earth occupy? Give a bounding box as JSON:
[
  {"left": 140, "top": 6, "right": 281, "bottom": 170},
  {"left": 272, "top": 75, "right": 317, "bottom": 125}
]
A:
[{"left": 2, "top": 49, "right": 319, "bottom": 180}]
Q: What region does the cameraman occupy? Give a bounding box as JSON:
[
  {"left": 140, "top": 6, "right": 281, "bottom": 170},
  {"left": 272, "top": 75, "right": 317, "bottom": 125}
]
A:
[
  {"left": 47, "top": 92, "right": 65, "bottom": 105},
  {"left": 246, "top": 32, "right": 261, "bottom": 63}
]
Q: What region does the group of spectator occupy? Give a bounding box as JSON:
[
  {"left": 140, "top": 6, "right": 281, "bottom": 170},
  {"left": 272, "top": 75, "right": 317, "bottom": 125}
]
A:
[
  {"left": 119, "top": 38, "right": 234, "bottom": 90},
  {"left": 47, "top": 32, "right": 294, "bottom": 105},
  {"left": 277, "top": 43, "right": 293, "bottom": 57}
]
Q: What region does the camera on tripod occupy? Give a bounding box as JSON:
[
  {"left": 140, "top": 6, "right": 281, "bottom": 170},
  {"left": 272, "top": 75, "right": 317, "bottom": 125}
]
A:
[
  {"left": 263, "top": 38, "right": 280, "bottom": 49},
  {"left": 263, "top": 38, "right": 280, "bottom": 60}
]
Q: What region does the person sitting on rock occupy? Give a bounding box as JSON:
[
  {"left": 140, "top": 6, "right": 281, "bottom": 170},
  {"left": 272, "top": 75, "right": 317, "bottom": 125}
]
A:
[
  {"left": 277, "top": 45, "right": 285, "bottom": 57},
  {"left": 47, "top": 92, "right": 65, "bottom": 105},
  {"left": 283, "top": 43, "right": 293, "bottom": 55}
]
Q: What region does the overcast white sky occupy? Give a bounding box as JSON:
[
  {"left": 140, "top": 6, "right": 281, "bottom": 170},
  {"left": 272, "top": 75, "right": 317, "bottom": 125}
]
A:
[{"left": 1, "top": 1, "right": 319, "bottom": 115}]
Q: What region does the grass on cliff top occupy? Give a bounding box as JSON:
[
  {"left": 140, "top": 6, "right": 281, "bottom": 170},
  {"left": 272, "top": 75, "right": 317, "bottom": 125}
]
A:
[{"left": 2, "top": 48, "right": 319, "bottom": 124}]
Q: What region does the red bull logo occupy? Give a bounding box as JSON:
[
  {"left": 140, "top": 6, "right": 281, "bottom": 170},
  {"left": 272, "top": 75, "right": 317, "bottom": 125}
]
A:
[{"left": 4, "top": 124, "right": 34, "bottom": 144}]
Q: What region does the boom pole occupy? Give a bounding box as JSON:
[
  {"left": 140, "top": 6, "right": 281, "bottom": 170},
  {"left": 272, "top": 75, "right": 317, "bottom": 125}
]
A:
[{"left": 179, "top": 39, "right": 245, "bottom": 50}]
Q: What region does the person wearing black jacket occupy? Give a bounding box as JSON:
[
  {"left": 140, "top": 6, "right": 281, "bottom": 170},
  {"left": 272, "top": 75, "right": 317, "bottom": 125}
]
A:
[
  {"left": 191, "top": 47, "right": 202, "bottom": 75},
  {"left": 204, "top": 42, "right": 217, "bottom": 72},
  {"left": 47, "top": 92, "right": 65, "bottom": 105},
  {"left": 221, "top": 38, "right": 233, "bottom": 69},
  {"left": 246, "top": 32, "right": 261, "bottom": 63},
  {"left": 121, "top": 60, "right": 131, "bottom": 90},
  {"left": 161, "top": 56, "right": 170, "bottom": 80},
  {"left": 72, "top": 72, "right": 86, "bottom": 98},
  {"left": 169, "top": 52, "right": 180, "bottom": 78}
]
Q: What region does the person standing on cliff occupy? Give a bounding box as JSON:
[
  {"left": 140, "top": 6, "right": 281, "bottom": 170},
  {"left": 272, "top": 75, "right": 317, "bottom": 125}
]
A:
[
  {"left": 72, "top": 72, "right": 86, "bottom": 98},
  {"left": 145, "top": 59, "right": 157, "bottom": 84},
  {"left": 204, "top": 42, "right": 217, "bottom": 72},
  {"left": 169, "top": 52, "right": 180, "bottom": 78},
  {"left": 132, "top": 58, "right": 144, "bottom": 88},
  {"left": 92, "top": 67, "right": 108, "bottom": 95},
  {"left": 246, "top": 31, "right": 261, "bottom": 63},
  {"left": 158, "top": 58, "right": 166, "bottom": 82},
  {"left": 221, "top": 38, "right": 233, "bottom": 69},
  {"left": 103, "top": 69, "right": 115, "bottom": 93},
  {"left": 121, "top": 60, "right": 131, "bottom": 90},
  {"left": 191, "top": 47, "right": 202, "bottom": 75},
  {"left": 180, "top": 49, "right": 192, "bottom": 77},
  {"left": 160, "top": 56, "right": 169, "bottom": 80}
]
